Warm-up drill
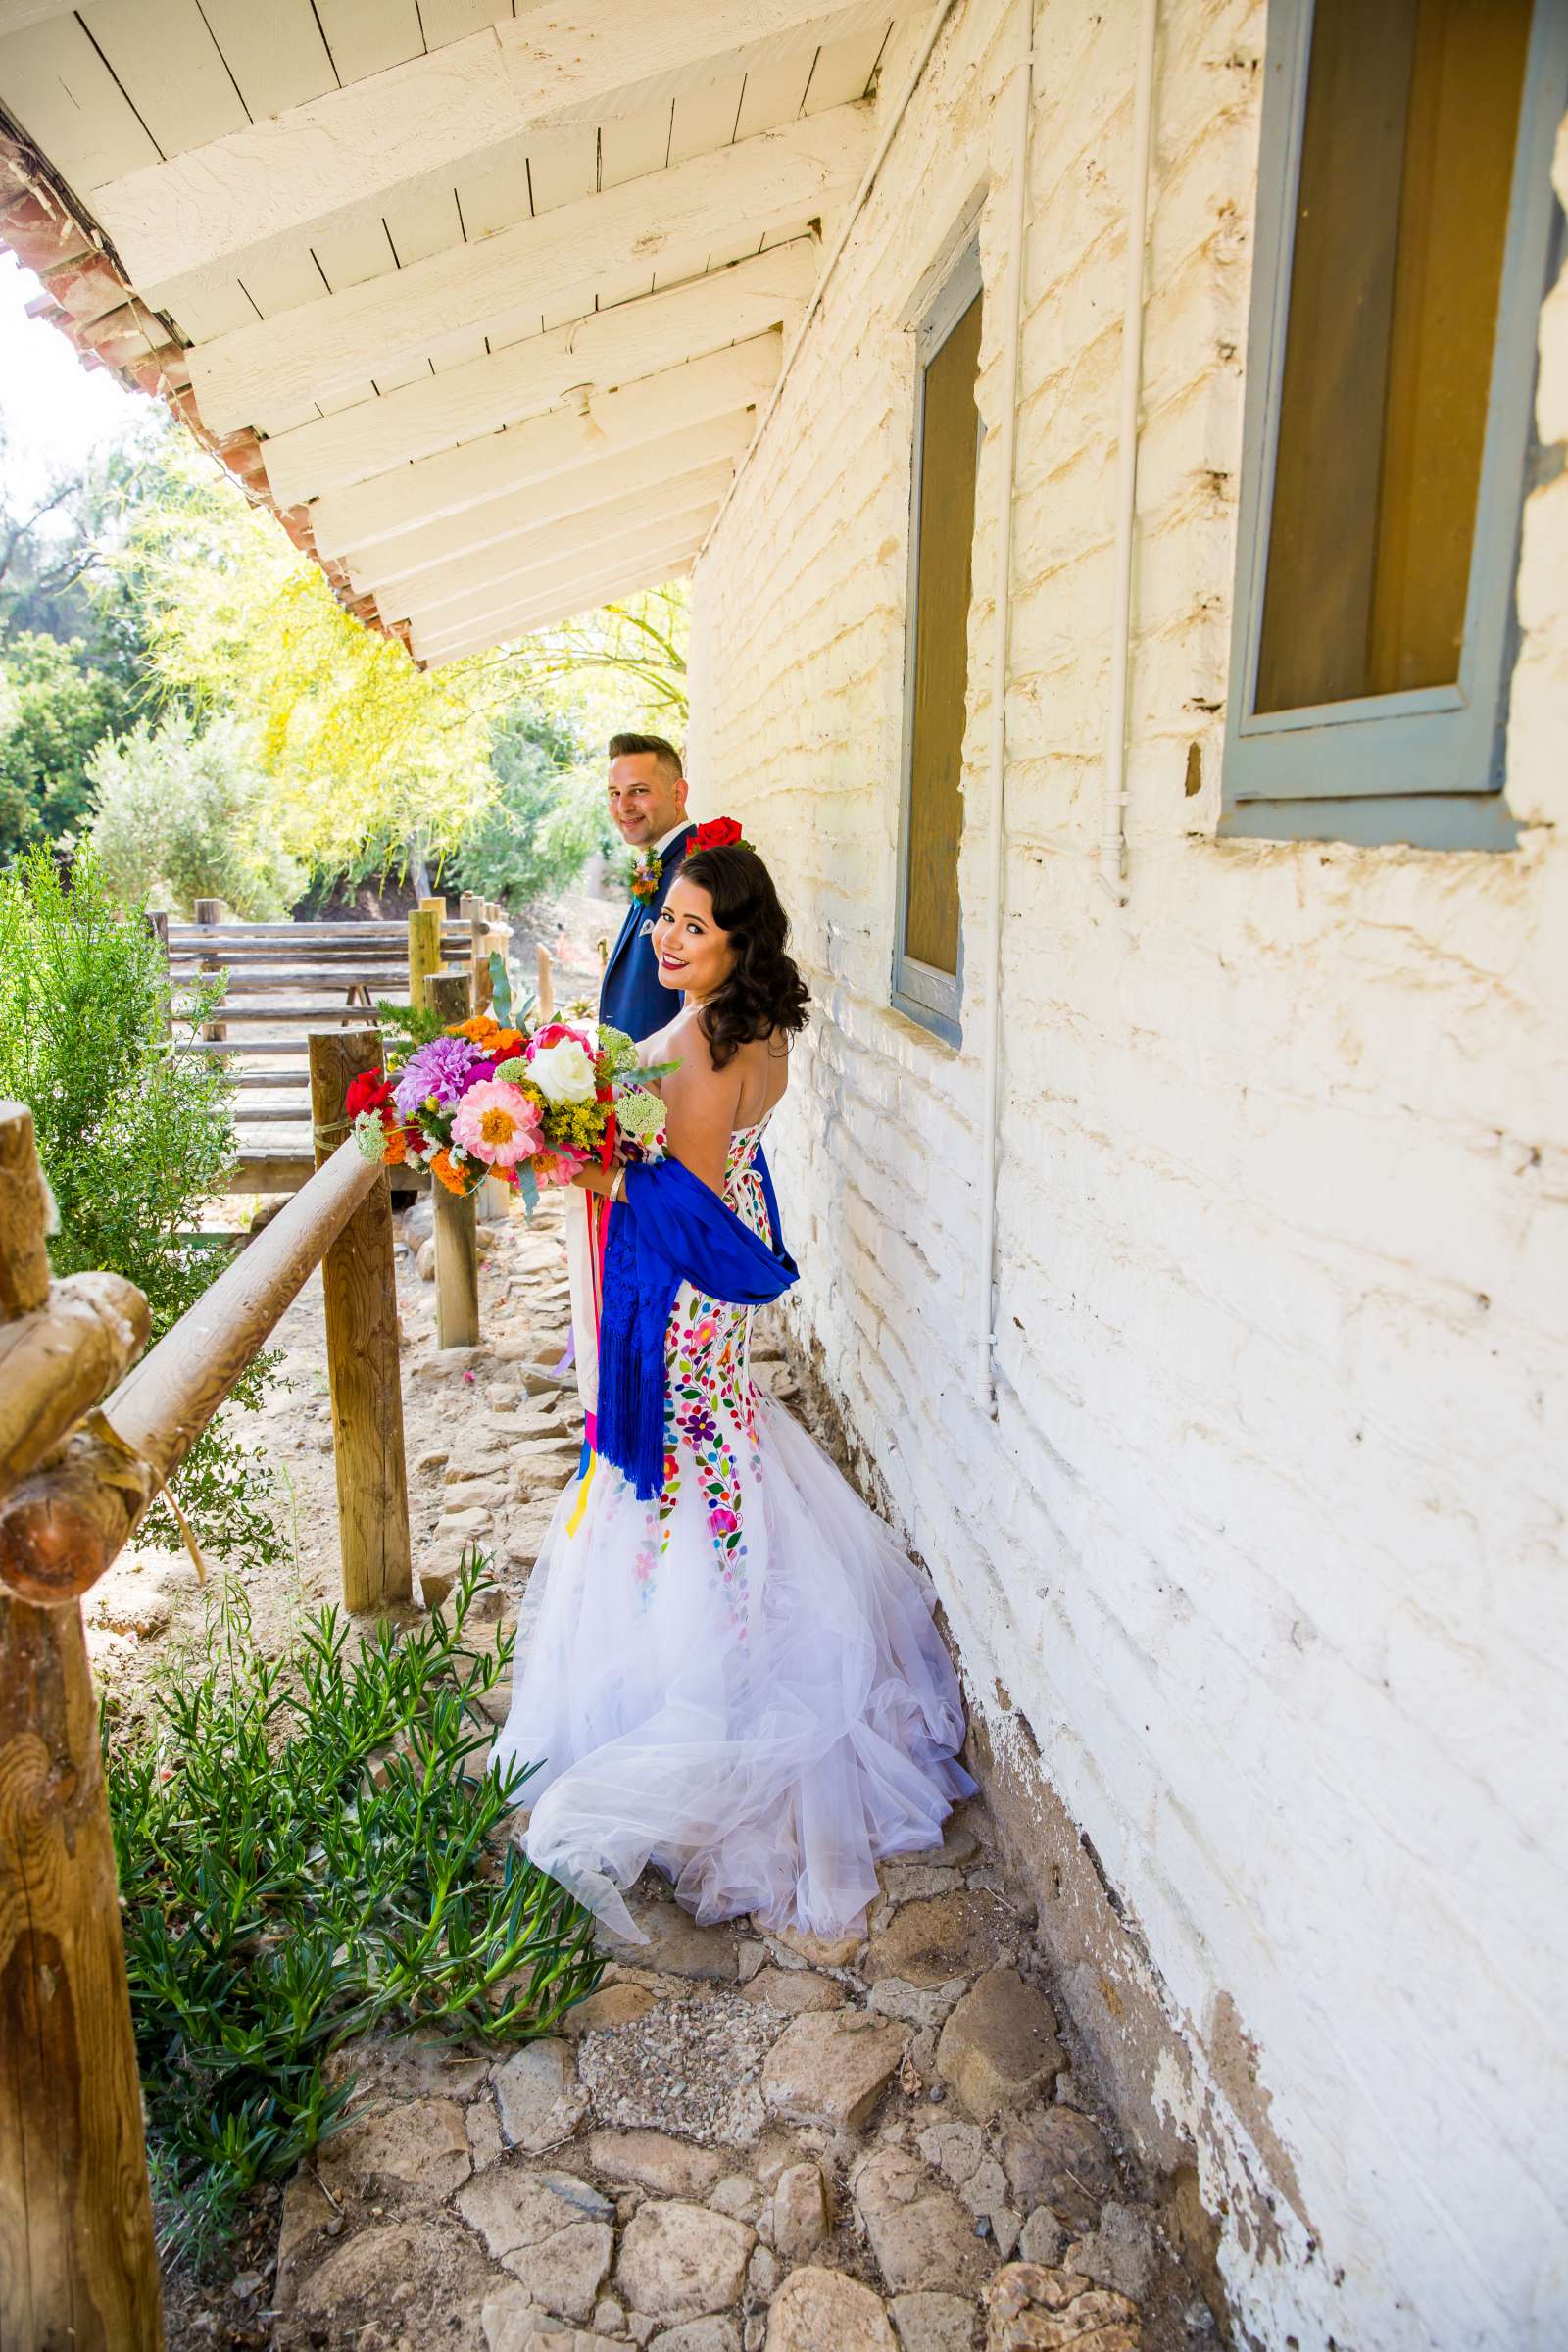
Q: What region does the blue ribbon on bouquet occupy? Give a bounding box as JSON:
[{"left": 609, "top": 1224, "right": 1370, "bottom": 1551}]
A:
[{"left": 597, "top": 1156, "right": 798, "bottom": 1499}]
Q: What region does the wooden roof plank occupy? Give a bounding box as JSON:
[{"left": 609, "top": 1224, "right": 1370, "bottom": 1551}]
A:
[
  {"left": 259, "top": 240, "right": 816, "bottom": 508},
  {"left": 0, "top": 14, "right": 161, "bottom": 188},
  {"left": 191, "top": 0, "right": 338, "bottom": 122},
  {"left": 406, "top": 503, "right": 717, "bottom": 644},
  {"left": 311, "top": 336, "right": 777, "bottom": 560},
  {"left": 187, "top": 105, "right": 869, "bottom": 432},
  {"left": 392, "top": 467, "right": 734, "bottom": 628},
  {"left": 421, "top": 547, "right": 700, "bottom": 663},
  {"left": 312, "top": 0, "right": 425, "bottom": 86},
  {"left": 346, "top": 414, "right": 752, "bottom": 597},
  {"left": 733, "top": 51, "right": 816, "bottom": 141},
  {"left": 77, "top": 0, "right": 249, "bottom": 161},
  {"left": 0, "top": 5, "right": 74, "bottom": 30},
  {"left": 411, "top": 0, "right": 500, "bottom": 44},
  {"left": 88, "top": 2, "right": 923, "bottom": 298},
  {"left": 803, "top": 16, "right": 893, "bottom": 111}
]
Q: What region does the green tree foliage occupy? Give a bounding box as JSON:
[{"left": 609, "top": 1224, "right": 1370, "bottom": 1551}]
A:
[
  {"left": 119, "top": 437, "right": 496, "bottom": 875},
  {"left": 0, "top": 846, "right": 277, "bottom": 1567},
  {"left": 450, "top": 704, "right": 611, "bottom": 907},
  {"left": 88, "top": 708, "right": 307, "bottom": 917},
  {"left": 0, "top": 630, "right": 137, "bottom": 857},
  {"left": 478, "top": 581, "right": 690, "bottom": 743}
]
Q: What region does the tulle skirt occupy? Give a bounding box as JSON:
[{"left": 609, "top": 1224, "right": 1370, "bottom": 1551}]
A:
[{"left": 493, "top": 1393, "right": 974, "bottom": 1944}]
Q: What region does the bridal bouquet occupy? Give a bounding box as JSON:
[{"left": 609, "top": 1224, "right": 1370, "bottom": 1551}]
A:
[{"left": 349, "top": 1009, "right": 668, "bottom": 1212}]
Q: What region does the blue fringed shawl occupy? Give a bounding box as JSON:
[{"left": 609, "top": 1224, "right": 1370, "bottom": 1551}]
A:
[{"left": 597, "top": 1153, "right": 798, "bottom": 1497}]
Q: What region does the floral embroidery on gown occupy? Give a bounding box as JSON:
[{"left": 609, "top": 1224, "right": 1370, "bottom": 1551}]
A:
[{"left": 494, "top": 1119, "right": 974, "bottom": 1944}]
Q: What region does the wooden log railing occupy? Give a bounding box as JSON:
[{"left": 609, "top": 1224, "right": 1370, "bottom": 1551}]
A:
[{"left": 0, "top": 1036, "right": 416, "bottom": 2348}]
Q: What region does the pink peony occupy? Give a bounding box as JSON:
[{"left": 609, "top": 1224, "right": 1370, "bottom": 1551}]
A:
[
  {"left": 449, "top": 1079, "right": 543, "bottom": 1168},
  {"left": 531, "top": 1142, "right": 590, "bottom": 1186}
]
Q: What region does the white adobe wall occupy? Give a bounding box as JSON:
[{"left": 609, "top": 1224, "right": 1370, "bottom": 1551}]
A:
[{"left": 688, "top": 0, "right": 1568, "bottom": 2345}]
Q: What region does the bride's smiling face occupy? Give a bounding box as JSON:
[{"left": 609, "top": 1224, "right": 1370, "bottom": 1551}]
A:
[{"left": 654, "top": 877, "right": 736, "bottom": 999}]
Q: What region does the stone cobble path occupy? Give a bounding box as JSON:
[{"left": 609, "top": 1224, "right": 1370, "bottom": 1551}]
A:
[{"left": 260, "top": 1192, "right": 1218, "bottom": 2352}]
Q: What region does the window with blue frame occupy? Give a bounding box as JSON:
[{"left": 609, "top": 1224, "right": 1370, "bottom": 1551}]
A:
[{"left": 1222, "top": 0, "right": 1568, "bottom": 850}]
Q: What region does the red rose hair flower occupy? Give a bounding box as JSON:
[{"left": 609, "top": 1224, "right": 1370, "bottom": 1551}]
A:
[{"left": 687, "top": 816, "right": 749, "bottom": 853}]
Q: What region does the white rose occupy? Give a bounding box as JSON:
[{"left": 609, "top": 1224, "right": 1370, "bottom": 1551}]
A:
[{"left": 528, "top": 1036, "right": 597, "bottom": 1105}]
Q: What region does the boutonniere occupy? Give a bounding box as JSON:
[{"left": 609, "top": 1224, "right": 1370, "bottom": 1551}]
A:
[{"left": 626, "top": 847, "right": 663, "bottom": 902}]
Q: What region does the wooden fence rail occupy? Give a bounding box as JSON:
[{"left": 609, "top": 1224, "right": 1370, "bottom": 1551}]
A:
[
  {"left": 161, "top": 899, "right": 512, "bottom": 1196},
  {"left": 0, "top": 1030, "right": 416, "bottom": 2349}
]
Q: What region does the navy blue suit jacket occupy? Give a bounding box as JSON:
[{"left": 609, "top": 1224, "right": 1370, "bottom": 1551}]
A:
[{"left": 599, "top": 832, "right": 688, "bottom": 1044}]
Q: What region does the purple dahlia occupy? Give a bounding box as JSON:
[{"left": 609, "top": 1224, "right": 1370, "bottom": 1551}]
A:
[{"left": 392, "top": 1035, "right": 482, "bottom": 1121}]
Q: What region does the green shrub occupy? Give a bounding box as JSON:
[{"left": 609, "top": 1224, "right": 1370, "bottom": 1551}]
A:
[
  {"left": 107, "top": 1555, "right": 602, "bottom": 2265},
  {"left": 87, "top": 707, "right": 306, "bottom": 918},
  {"left": 0, "top": 844, "right": 277, "bottom": 1567}
]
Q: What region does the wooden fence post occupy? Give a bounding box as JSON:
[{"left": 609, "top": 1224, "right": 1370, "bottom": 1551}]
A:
[
  {"left": 461, "top": 891, "right": 491, "bottom": 1011},
  {"left": 535, "top": 945, "right": 557, "bottom": 1021},
  {"left": 424, "top": 971, "right": 480, "bottom": 1350},
  {"left": 307, "top": 1033, "right": 414, "bottom": 1614},
  {"left": 143, "top": 909, "right": 170, "bottom": 1041},
  {"left": 0, "top": 1104, "right": 164, "bottom": 2352},
  {"left": 407, "top": 905, "right": 442, "bottom": 1014},
  {"left": 194, "top": 895, "right": 224, "bottom": 1042}
]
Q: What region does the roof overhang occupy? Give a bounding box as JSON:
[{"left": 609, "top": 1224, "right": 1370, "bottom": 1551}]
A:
[{"left": 0, "top": 2, "right": 921, "bottom": 661}]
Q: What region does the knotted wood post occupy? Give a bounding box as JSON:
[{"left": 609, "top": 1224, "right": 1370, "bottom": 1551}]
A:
[
  {"left": 407, "top": 905, "right": 442, "bottom": 1015},
  {"left": 307, "top": 1033, "right": 413, "bottom": 1614},
  {"left": 194, "top": 895, "right": 224, "bottom": 1042},
  {"left": 0, "top": 1103, "right": 163, "bottom": 2352},
  {"left": 425, "top": 969, "right": 480, "bottom": 1350}
]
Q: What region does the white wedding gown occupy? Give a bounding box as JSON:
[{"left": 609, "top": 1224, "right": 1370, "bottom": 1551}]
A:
[{"left": 493, "top": 1118, "right": 973, "bottom": 1943}]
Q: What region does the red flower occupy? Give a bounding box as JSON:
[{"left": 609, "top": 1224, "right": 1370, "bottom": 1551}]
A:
[
  {"left": 688, "top": 817, "right": 745, "bottom": 853},
  {"left": 345, "top": 1070, "right": 394, "bottom": 1119},
  {"left": 530, "top": 1021, "right": 592, "bottom": 1053}
]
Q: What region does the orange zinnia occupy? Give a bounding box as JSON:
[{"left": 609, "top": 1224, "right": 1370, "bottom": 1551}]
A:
[
  {"left": 430, "top": 1147, "right": 469, "bottom": 1196},
  {"left": 451, "top": 1014, "right": 503, "bottom": 1045}
]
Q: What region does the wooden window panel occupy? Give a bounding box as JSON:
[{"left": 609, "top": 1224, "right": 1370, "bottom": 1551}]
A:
[
  {"left": 1221, "top": 0, "right": 1568, "bottom": 849},
  {"left": 1256, "top": 0, "right": 1532, "bottom": 713},
  {"left": 894, "top": 245, "right": 983, "bottom": 1039}
]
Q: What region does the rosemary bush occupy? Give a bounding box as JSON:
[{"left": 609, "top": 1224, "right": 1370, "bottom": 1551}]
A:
[
  {"left": 107, "top": 1554, "right": 602, "bottom": 2266},
  {"left": 0, "top": 843, "right": 277, "bottom": 1567}
]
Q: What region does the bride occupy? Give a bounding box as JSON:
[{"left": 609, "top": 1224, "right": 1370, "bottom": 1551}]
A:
[{"left": 493, "top": 838, "right": 973, "bottom": 1943}]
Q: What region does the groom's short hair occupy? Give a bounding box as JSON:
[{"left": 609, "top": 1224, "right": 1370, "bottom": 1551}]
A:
[{"left": 609, "top": 730, "right": 683, "bottom": 781}]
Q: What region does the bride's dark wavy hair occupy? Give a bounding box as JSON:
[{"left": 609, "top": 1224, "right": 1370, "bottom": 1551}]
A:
[{"left": 679, "top": 844, "right": 810, "bottom": 1070}]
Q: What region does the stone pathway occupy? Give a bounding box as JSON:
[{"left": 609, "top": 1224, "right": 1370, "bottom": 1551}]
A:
[{"left": 256, "top": 1192, "right": 1219, "bottom": 2352}]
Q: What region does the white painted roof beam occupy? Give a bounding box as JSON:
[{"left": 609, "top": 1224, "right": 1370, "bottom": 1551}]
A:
[
  {"left": 316, "top": 338, "right": 776, "bottom": 564},
  {"left": 345, "top": 414, "right": 754, "bottom": 600},
  {"left": 92, "top": 4, "right": 925, "bottom": 302},
  {"left": 388, "top": 461, "right": 738, "bottom": 629},
  {"left": 409, "top": 510, "right": 716, "bottom": 654},
  {"left": 187, "top": 105, "right": 871, "bottom": 435},
  {"left": 260, "top": 241, "right": 818, "bottom": 510},
  {"left": 419, "top": 547, "right": 702, "bottom": 666}
]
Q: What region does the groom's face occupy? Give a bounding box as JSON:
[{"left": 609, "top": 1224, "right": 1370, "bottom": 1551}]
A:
[{"left": 608, "top": 753, "right": 687, "bottom": 848}]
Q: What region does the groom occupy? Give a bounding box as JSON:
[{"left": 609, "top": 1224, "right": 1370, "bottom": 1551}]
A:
[{"left": 599, "top": 731, "right": 692, "bottom": 1043}]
